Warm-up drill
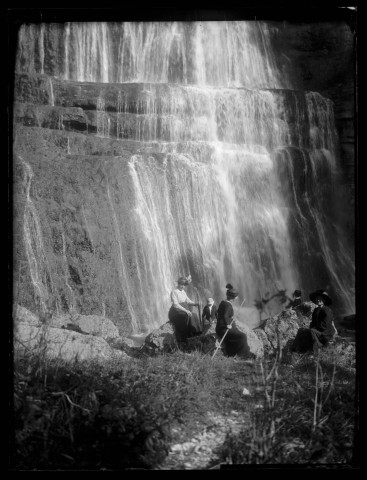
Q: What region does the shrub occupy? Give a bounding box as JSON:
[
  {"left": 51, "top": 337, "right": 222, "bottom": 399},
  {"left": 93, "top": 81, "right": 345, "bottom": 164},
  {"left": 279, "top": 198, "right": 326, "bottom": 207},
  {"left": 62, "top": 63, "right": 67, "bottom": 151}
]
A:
[
  {"left": 11, "top": 350, "right": 232, "bottom": 469},
  {"left": 219, "top": 350, "right": 357, "bottom": 465}
]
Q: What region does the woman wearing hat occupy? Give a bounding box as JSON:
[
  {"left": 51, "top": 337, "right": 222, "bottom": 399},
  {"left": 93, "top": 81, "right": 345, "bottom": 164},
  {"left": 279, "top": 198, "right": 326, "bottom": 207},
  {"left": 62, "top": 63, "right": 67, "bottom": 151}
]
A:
[
  {"left": 168, "top": 275, "right": 202, "bottom": 343},
  {"left": 285, "top": 290, "right": 303, "bottom": 309},
  {"left": 202, "top": 298, "right": 218, "bottom": 325},
  {"left": 291, "top": 290, "right": 336, "bottom": 353},
  {"left": 215, "top": 283, "right": 251, "bottom": 357}
]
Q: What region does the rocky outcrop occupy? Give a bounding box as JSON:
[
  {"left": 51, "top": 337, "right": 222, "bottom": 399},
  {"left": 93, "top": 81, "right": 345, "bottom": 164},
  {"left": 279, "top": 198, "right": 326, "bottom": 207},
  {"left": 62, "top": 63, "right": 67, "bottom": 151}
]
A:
[
  {"left": 14, "top": 305, "right": 127, "bottom": 363},
  {"left": 15, "top": 305, "right": 120, "bottom": 340},
  {"left": 234, "top": 322, "right": 264, "bottom": 359},
  {"left": 142, "top": 320, "right": 264, "bottom": 358},
  {"left": 142, "top": 305, "right": 319, "bottom": 359},
  {"left": 252, "top": 303, "right": 316, "bottom": 355},
  {"left": 272, "top": 20, "right": 356, "bottom": 230},
  {"left": 51, "top": 313, "right": 120, "bottom": 340},
  {"left": 143, "top": 321, "right": 178, "bottom": 353},
  {"left": 15, "top": 305, "right": 40, "bottom": 326},
  {"left": 294, "top": 301, "right": 315, "bottom": 325},
  {"left": 254, "top": 309, "right": 300, "bottom": 356},
  {"left": 14, "top": 323, "right": 126, "bottom": 363}
]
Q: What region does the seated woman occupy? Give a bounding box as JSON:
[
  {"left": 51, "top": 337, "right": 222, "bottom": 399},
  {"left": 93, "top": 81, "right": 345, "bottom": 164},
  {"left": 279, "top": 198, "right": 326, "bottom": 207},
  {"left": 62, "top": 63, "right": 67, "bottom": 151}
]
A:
[
  {"left": 291, "top": 290, "right": 336, "bottom": 354},
  {"left": 216, "top": 283, "right": 251, "bottom": 358},
  {"left": 168, "top": 275, "right": 201, "bottom": 343},
  {"left": 285, "top": 289, "right": 303, "bottom": 309}
]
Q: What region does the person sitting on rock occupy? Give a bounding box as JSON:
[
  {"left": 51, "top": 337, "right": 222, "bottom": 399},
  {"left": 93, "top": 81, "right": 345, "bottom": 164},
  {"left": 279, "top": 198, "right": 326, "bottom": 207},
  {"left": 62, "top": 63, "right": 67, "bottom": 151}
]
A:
[
  {"left": 291, "top": 290, "right": 336, "bottom": 354},
  {"left": 202, "top": 297, "right": 217, "bottom": 325},
  {"left": 168, "top": 275, "right": 202, "bottom": 343},
  {"left": 215, "top": 283, "right": 251, "bottom": 358},
  {"left": 285, "top": 289, "right": 303, "bottom": 309}
]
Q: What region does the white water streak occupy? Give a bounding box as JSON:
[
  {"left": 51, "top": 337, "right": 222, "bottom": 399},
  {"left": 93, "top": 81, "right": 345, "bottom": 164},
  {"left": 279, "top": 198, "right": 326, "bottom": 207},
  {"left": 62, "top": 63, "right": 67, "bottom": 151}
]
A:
[
  {"left": 21, "top": 159, "right": 51, "bottom": 314},
  {"left": 60, "top": 226, "right": 76, "bottom": 313},
  {"left": 48, "top": 77, "right": 55, "bottom": 106},
  {"left": 106, "top": 179, "right": 137, "bottom": 330},
  {"left": 39, "top": 24, "right": 45, "bottom": 75},
  {"left": 96, "top": 97, "right": 110, "bottom": 138}
]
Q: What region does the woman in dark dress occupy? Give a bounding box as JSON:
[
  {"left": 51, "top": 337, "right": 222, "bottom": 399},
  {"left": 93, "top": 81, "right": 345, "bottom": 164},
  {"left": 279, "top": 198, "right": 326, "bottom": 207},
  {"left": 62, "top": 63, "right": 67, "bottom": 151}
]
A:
[
  {"left": 216, "top": 283, "right": 251, "bottom": 357},
  {"left": 285, "top": 289, "right": 303, "bottom": 309},
  {"left": 168, "top": 275, "right": 201, "bottom": 342},
  {"left": 291, "top": 290, "right": 336, "bottom": 353}
]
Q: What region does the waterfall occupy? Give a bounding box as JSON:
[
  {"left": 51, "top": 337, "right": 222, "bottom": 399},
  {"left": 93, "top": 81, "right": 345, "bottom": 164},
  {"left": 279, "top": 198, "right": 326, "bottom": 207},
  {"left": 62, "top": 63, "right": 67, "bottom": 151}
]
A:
[
  {"left": 16, "top": 21, "right": 289, "bottom": 88},
  {"left": 106, "top": 179, "right": 137, "bottom": 329},
  {"left": 20, "top": 158, "right": 54, "bottom": 315},
  {"left": 96, "top": 96, "right": 111, "bottom": 138},
  {"left": 39, "top": 24, "right": 45, "bottom": 75},
  {"left": 14, "top": 21, "right": 355, "bottom": 331},
  {"left": 48, "top": 77, "right": 55, "bottom": 107}
]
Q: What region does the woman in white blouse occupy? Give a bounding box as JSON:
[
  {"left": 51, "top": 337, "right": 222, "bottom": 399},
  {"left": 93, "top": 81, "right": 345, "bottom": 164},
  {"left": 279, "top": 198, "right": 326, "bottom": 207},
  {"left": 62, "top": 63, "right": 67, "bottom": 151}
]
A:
[{"left": 168, "top": 275, "right": 201, "bottom": 343}]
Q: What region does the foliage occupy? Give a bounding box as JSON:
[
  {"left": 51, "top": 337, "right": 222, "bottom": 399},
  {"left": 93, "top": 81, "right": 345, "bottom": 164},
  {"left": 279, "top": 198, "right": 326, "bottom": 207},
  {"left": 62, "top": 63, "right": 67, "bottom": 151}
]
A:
[
  {"left": 11, "top": 350, "right": 230, "bottom": 470},
  {"left": 11, "top": 341, "right": 357, "bottom": 470},
  {"left": 218, "top": 346, "right": 357, "bottom": 466}
]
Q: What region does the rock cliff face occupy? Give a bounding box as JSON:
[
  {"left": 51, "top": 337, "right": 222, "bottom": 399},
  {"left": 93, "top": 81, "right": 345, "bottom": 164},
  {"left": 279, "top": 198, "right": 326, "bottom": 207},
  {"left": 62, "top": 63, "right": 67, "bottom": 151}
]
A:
[
  {"left": 271, "top": 21, "right": 356, "bottom": 230},
  {"left": 14, "top": 21, "right": 355, "bottom": 218},
  {"left": 12, "top": 21, "right": 355, "bottom": 338}
]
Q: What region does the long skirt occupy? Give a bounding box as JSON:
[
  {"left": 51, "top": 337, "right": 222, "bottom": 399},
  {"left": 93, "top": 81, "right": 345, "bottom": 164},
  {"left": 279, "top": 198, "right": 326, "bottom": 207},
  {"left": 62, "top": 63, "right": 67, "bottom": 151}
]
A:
[
  {"left": 291, "top": 327, "right": 329, "bottom": 353},
  {"left": 168, "top": 306, "right": 202, "bottom": 342},
  {"left": 217, "top": 327, "right": 251, "bottom": 357}
]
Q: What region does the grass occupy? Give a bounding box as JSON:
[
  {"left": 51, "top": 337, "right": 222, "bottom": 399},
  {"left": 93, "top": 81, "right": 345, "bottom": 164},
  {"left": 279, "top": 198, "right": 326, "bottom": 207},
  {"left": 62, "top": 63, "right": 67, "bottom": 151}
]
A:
[
  {"left": 10, "top": 341, "right": 358, "bottom": 470},
  {"left": 218, "top": 345, "right": 357, "bottom": 466}
]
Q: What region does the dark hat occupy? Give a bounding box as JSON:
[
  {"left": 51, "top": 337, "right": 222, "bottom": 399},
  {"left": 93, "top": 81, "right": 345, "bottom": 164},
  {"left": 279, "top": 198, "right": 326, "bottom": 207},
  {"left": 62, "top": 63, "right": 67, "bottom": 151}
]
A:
[
  {"left": 309, "top": 290, "right": 332, "bottom": 306},
  {"left": 226, "top": 283, "right": 239, "bottom": 299},
  {"left": 293, "top": 290, "right": 302, "bottom": 297}
]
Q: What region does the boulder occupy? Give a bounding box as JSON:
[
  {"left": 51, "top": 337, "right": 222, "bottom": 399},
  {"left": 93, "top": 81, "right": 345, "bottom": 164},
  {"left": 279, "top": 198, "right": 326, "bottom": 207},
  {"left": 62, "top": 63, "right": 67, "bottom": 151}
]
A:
[
  {"left": 51, "top": 313, "right": 120, "bottom": 340},
  {"left": 186, "top": 322, "right": 217, "bottom": 354},
  {"left": 14, "top": 323, "right": 127, "bottom": 363},
  {"left": 143, "top": 321, "right": 220, "bottom": 356},
  {"left": 252, "top": 328, "right": 272, "bottom": 356},
  {"left": 15, "top": 306, "right": 121, "bottom": 341},
  {"left": 170, "top": 320, "right": 264, "bottom": 359},
  {"left": 143, "top": 321, "right": 177, "bottom": 353},
  {"left": 13, "top": 305, "right": 126, "bottom": 362},
  {"left": 143, "top": 319, "right": 265, "bottom": 359},
  {"left": 48, "top": 313, "right": 70, "bottom": 329},
  {"left": 15, "top": 305, "right": 40, "bottom": 326},
  {"left": 252, "top": 305, "right": 316, "bottom": 356},
  {"left": 235, "top": 322, "right": 265, "bottom": 359},
  {"left": 262, "top": 309, "right": 300, "bottom": 352},
  {"left": 294, "top": 302, "right": 316, "bottom": 326},
  {"left": 107, "top": 336, "right": 145, "bottom": 359},
  {"left": 74, "top": 314, "right": 120, "bottom": 340}
]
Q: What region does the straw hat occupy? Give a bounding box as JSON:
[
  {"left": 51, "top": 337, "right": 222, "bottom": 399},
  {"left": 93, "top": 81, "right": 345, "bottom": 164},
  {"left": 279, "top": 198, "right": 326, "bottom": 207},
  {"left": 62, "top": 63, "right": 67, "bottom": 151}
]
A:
[{"left": 178, "top": 274, "right": 192, "bottom": 286}]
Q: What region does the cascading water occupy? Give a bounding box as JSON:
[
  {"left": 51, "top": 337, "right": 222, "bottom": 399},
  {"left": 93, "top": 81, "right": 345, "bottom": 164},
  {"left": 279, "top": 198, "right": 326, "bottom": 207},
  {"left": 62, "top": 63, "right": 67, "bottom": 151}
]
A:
[
  {"left": 19, "top": 158, "right": 56, "bottom": 316},
  {"left": 14, "top": 21, "right": 355, "bottom": 332}
]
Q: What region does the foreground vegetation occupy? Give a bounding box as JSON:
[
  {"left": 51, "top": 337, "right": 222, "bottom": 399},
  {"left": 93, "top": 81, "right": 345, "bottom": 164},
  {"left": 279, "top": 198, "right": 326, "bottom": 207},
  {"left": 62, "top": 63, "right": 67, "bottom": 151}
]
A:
[{"left": 10, "top": 341, "right": 358, "bottom": 470}]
